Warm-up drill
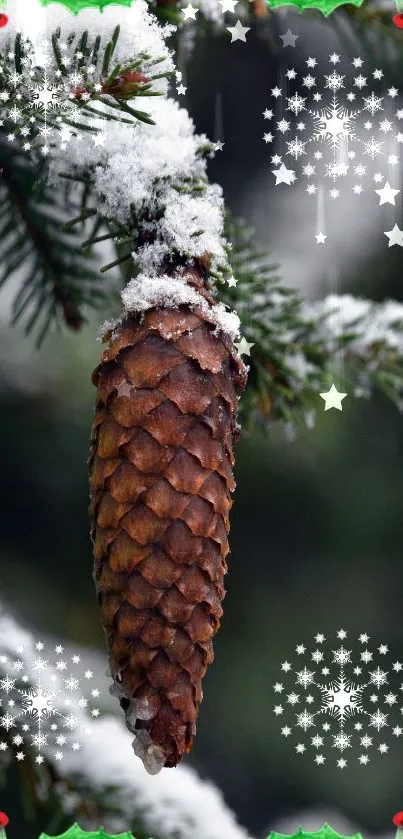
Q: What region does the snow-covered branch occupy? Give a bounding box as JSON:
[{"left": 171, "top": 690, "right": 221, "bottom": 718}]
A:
[
  {"left": 302, "top": 294, "right": 403, "bottom": 356},
  {"left": 6, "top": 0, "right": 403, "bottom": 430},
  {"left": 9, "top": 0, "right": 242, "bottom": 344}
]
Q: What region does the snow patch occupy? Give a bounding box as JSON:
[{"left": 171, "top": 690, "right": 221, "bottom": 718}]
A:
[
  {"left": 4, "top": 0, "right": 175, "bottom": 88},
  {"left": 303, "top": 294, "right": 403, "bottom": 354},
  {"left": 121, "top": 272, "right": 241, "bottom": 341}
]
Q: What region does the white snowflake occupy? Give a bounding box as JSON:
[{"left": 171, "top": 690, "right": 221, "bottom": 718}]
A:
[
  {"left": 363, "top": 92, "right": 384, "bottom": 116},
  {"left": 296, "top": 709, "right": 315, "bottom": 731},
  {"left": 332, "top": 731, "right": 352, "bottom": 752},
  {"left": 0, "top": 35, "right": 108, "bottom": 155},
  {"left": 287, "top": 92, "right": 306, "bottom": 116},
  {"left": 363, "top": 137, "right": 384, "bottom": 159},
  {"left": 311, "top": 97, "right": 358, "bottom": 150},
  {"left": 0, "top": 641, "right": 100, "bottom": 764},
  {"left": 296, "top": 667, "right": 315, "bottom": 688},
  {"left": 325, "top": 70, "right": 345, "bottom": 92},
  {"left": 333, "top": 646, "right": 352, "bottom": 666},
  {"left": 369, "top": 709, "right": 388, "bottom": 731},
  {"left": 286, "top": 137, "right": 306, "bottom": 159},
  {"left": 369, "top": 667, "right": 388, "bottom": 688},
  {"left": 318, "top": 676, "right": 364, "bottom": 721},
  {"left": 274, "top": 629, "right": 403, "bottom": 768},
  {"left": 28, "top": 77, "right": 65, "bottom": 112},
  {"left": 264, "top": 53, "right": 403, "bottom": 195}
]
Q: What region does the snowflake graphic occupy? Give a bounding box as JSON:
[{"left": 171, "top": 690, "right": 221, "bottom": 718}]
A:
[
  {"left": 0, "top": 641, "right": 100, "bottom": 765},
  {"left": 363, "top": 92, "right": 383, "bottom": 116},
  {"left": 324, "top": 69, "right": 345, "bottom": 92},
  {"left": 0, "top": 35, "right": 102, "bottom": 155},
  {"left": 273, "top": 629, "right": 403, "bottom": 768},
  {"left": 311, "top": 97, "right": 358, "bottom": 150},
  {"left": 28, "top": 76, "right": 66, "bottom": 113},
  {"left": 264, "top": 52, "right": 402, "bottom": 198},
  {"left": 287, "top": 92, "right": 307, "bottom": 116}
]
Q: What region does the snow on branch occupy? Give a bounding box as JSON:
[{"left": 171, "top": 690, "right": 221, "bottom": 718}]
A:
[
  {"left": 0, "top": 604, "right": 251, "bottom": 839},
  {"left": 25, "top": 0, "right": 242, "bottom": 344},
  {"left": 279, "top": 293, "right": 403, "bottom": 420},
  {"left": 302, "top": 294, "right": 403, "bottom": 356},
  {"left": 6, "top": 0, "right": 176, "bottom": 77}
]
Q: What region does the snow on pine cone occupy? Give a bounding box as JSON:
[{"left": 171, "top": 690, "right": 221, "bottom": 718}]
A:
[{"left": 89, "top": 266, "right": 248, "bottom": 774}]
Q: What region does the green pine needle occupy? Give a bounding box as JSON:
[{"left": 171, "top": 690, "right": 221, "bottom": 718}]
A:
[{"left": 0, "top": 141, "right": 108, "bottom": 346}]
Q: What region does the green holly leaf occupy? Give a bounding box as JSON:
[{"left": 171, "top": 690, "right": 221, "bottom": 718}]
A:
[
  {"left": 267, "top": 825, "right": 364, "bottom": 839},
  {"left": 38, "top": 825, "right": 137, "bottom": 839},
  {"left": 38, "top": 0, "right": 134, "bottom": 12},
  {"left": 265, "top": 0, "right": 364, "bottom": 16}
]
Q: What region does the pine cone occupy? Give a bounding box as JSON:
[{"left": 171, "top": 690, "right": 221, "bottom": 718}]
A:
[{"left": 89, "top": 266, "right": 248, "bottom": 773}]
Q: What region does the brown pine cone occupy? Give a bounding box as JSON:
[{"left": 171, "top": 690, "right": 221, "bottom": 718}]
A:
[{"left": 89, "top": 266, "right": 248, "bottom": 773}]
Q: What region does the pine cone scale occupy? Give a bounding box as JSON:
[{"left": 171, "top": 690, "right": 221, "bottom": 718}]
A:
[{"left": 157, "top": 361, "right": 217, "bottom": 414}]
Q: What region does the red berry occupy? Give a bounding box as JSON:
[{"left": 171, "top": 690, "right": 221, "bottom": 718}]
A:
[
  {"left": 393, "top": 12, "right": 403, "bottom": 26},
  {"left": 0, "top": 14, "right": 8, "bottom": 27},
  {"left": 0, "top": 812, "right": 9, "bottom": 828},
  {"left": 393, "top": 813, "right": 403, "bottom": 827}
]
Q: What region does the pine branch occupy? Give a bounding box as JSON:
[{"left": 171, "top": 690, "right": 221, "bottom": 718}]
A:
[
  {"left": 0, "top": 138, "right": 107, "bottom": 345},
  {"left": 0, "top": 27, "right": 175, "bottom": 153},
  {"left": 37, "top": 163, "right": 403, "bottom": 437},
  {"left": 0, "top": 20, "right": 176, "bottom": 343},
  {"left": 217, "top": 214, "right": 403, "bottom": 436},
  {"left": 149, "top": 0, "right": 183, "bottom": 24},
  {"left": 4, "top": 4, "right": 403, "bottom": 440}
]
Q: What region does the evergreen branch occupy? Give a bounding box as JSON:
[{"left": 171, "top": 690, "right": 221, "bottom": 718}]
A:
[
  {"left": 54, "top": 171, "right": 403, "bottom": 438},
  {"left": 51, "top": 30, "right": 68, "bottom": 76},
  {"left": 32, "top": 144, "right": 403, "bottom": 438},
  {"left": 61, "top": 208, "right": 98, "bottom": 231},
  {"left": 0, "top": 139, "right": 107, "bottom": 345},
  {"left": 216, "top": 213, "right": 403, "bottom": 437},
  {"left": 0, "top": 27, "right": 172, "bottom": 147},
  {"left": 102, "top": 25, "right": 121, "bottom": 75}
]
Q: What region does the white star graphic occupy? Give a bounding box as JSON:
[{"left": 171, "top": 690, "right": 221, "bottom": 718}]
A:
[
  {"left": 227, "top": 20, "right": 250, "bottom": 42},
  {"left": 385, "top": 224, "right": 403, "bottom": 247},
  {"left": 181, "top": 3, "right": 198, "bottom": 18},
  {"left": 375, "top": 182, "right": 400, "bottom": 205},
  {"left": 234, "top": 336, "right": 254, "bottom": 357},
  {"left": 272, "top": 163, "right": 295, "bottom": 185},
  {"left": 320, "top": 384, "right": 347, "bottom": 411}
]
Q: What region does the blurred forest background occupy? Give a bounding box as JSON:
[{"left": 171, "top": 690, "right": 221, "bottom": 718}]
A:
[{"left": 1, "top": 3, "right": 403, "bottom": 838}]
